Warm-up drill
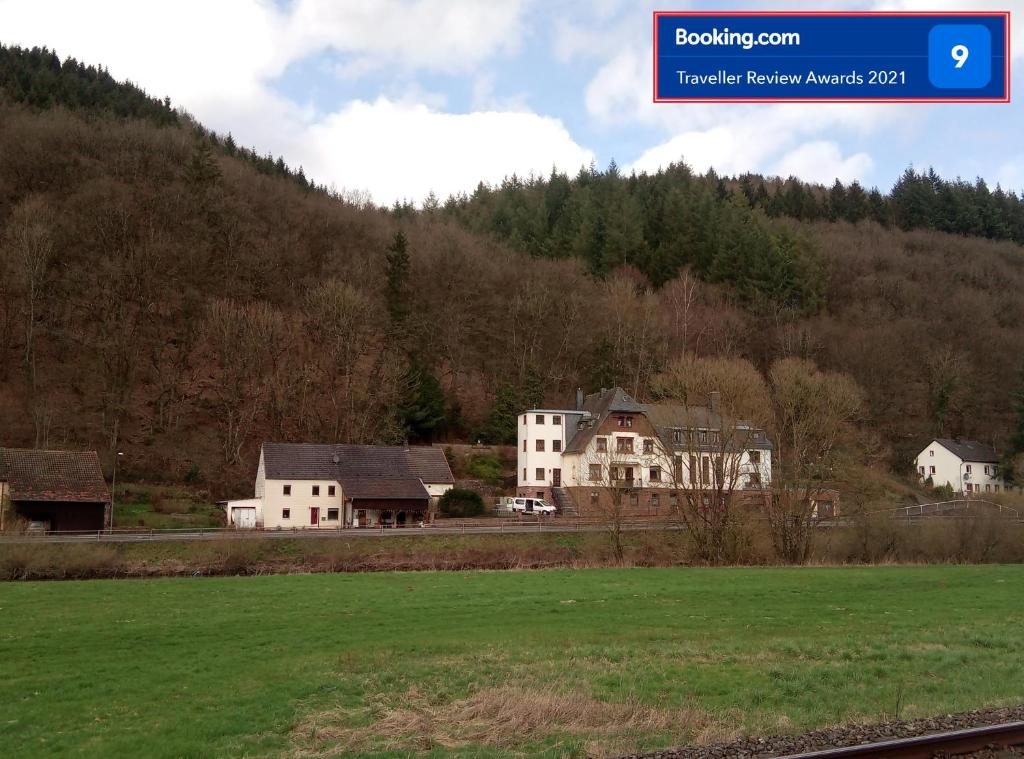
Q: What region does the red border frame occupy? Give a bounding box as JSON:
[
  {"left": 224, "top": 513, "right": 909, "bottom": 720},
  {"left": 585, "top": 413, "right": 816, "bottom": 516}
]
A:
[{"left": 653, "top": 11, "right": 1011, "bottom": 103}]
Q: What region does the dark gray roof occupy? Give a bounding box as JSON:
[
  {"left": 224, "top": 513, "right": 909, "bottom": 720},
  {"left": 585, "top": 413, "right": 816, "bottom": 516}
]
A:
[
  {"left": 562, "top": 388, "right": 772, "bottom": 454},
  {"left": 0, "top": 448, "right": 109, "bottom": 503},
  {"left": 645, "top": 404, "right": 773, "bottom": 452},
  {"left": 934, "top": 439, "right": 999, "bottom": 463},
  {"left": 564, "top": 388, "right": 645, "bottom": 453},
  {"left": 341, "top": 477, "right": 429, "bottom": 500},
  {"left": 261, "top": 443, "right": 452, "bottom": 484}
]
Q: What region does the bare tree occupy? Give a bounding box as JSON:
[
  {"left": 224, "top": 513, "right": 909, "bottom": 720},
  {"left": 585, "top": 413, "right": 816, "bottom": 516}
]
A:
[
  {"left": 580, "top": 440, "right": 639, "bottom": 563},
  {"left": 765, "top": 358, "right": 863, "bottom": 564},
  {"left": 202, "top": 299, "right": 290, "bottom": 465},
  {"left": 3, "top": 196, "right": 54, "bottom": 391},
  {"left": 650, "top": 354, "right": 771, "bottom": 564}
]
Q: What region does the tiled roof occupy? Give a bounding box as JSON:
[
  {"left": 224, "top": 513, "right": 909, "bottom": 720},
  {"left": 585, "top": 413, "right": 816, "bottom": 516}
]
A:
[
  {"left": 0, "top": 448, "right": 109, "bottom": 503},
  {"left": 407, "top": 447, "right": 455, "bottom": 484},
  {"left": 933, "top": 438, "right": 1000, "bottom": 464},
  {"left": 340, "top": 477, "right": 429, "bottom": 500},
  {"left": 562, "top": 388, "right": 773, "bottom": 454},
  {"left": 261, "top": 442, "right": 452, "bottom": 484}
]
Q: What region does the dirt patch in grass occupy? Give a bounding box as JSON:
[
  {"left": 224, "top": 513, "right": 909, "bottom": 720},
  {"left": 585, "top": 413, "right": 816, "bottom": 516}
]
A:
[{"left": 291, "top": 685, "right": 738, "bottom": 757}]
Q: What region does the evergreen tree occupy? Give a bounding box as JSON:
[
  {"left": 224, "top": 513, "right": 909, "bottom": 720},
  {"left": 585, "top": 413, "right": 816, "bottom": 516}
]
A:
[
  {"left": 398, "top": 361, "right": 446, "bottom": 443},
  {"left": 384, "top": 231, "right": 411, "bottom": 331},
  {"left": 184, "top": 139, "right": 221, "bottom": 190}
]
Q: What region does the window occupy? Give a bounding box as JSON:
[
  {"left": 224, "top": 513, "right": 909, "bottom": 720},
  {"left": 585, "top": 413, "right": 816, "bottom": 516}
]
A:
[
  {"left": 674, "top": 455, "right": 683, "bottom": 481},
  {"left": 553, "top": 415, "right": 561, "bottom": 425},
  {"left": 749, "top": 450, "right": 761, "bottom": 465},
  {"left": 651, "top": 493, "right": 659, "bottom": 510},
  {"left": 536, "top": 414, "right": 545, "bottom": 424},
  {"left": 629, "top": 491, "right": 639, "bottom": 506},
  {"left": 523, "top": 439, "right": 526, "bottom": 452},
  {"left": 552, "top": 439, "right": 562, "bottom": 452},
  {"left": 995, "top": 485, "right": 1001, "bottom": 493},
  {"left": 282, "top": 508, "right": 291, "bottom": 519},
  {"left": 536, "top": 492, "right": 543, "bottom": 499},
  {"left": 673, "top": 430, "right": 683, "bottom": 444},
  {"left": 590, "top": 491, "right": 599, "bottom": 506},
  {"left": 749, "top": 472, "right": 761, "bottom": 487},
  {"left": 919, "top": 466, "right": 925, "bottom": 475},
  {"left": 669, "top": 492, "right": 679, "bottom": 508},
  {"left": 985, "top": 484, "right": 991, "bottom": 492},
  {"left": 312, "top": 485, "right": 320, "bottom": 496},
  {"left": 616, "top": 416, "right": 633, "bottom": 428},
  {"left": 984, "top": 465, "right": 990, "bottom": 475},
  {"left": 699, "top": 430, "right": 708, "bottom": 444},
  {"left": 930, "top": 465, "right": 936, "bottom": 475},
  {"left": 328, "top": 485, "right": 336, "bottom": 497},
  {"left": 690, "top": 455, "right": 698, "bottom": 481},
  {"left": 596, "top": 437, "right": 607, "bottom": 453},
  {"left": 536, "top": 439, "right": 545, "bottom": 452},
  {"left": 712, "top": 431, "right": 720, "bottom": 444},
  {"left": 702, "top": 456, "right": 711, "bottom": 482},
  {"left": 643, "top": 438, "right": 654, "bottom": 454},
  {"left": 966, "top": 483, "right": 973, "bottom": 493},
  {"left": 327, "top": 508, "right": 339, "bottom": 520},
  {"left": 616, "top": 437, "right": 633, "bottom": 453},
  {"left": 283, "top": 484, "right": 291, "bottom": 496},
  {"left": 589, "top": 464, "right": 602, "bottom": 481},
  {"left": 649, "top": 466, "right": 661, "bottom": 482},
  {"left": 966, "top": 464, "right": 973, "bottom": 474},
  {"left": 523, "top": 468, "right": 527, "bottom": 480},
  {"left": 535, "top": 467, "right": 545, "bottom": 480},
  {"left": 929, "top": 449, "right": 934, "bottom": 456}
]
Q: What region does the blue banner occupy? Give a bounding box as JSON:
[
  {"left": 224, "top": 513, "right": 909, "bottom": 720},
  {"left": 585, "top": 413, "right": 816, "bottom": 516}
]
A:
[{"left": 653, "top": 12, "right": 1009, "bottom": 102}]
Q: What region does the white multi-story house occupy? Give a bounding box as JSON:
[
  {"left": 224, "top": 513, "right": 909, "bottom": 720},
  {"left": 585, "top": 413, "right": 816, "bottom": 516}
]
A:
[
  {"left": 915, "top": 438, "right": 1006, "bottom": 495},
  {"left": 225, "top": 443, "right": 454, "bottom": 529},
  {"left": 517, "top": 387, "right": 773, "bottom": 515}
]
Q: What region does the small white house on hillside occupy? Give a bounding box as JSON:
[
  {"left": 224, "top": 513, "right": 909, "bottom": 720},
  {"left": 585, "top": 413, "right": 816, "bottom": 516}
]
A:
[{"left": 915, "top": 438, "right": 1005, "bottom": 494}]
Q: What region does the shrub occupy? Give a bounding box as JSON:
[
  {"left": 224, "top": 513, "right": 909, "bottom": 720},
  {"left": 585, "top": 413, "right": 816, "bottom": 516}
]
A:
[
  {"left": 438, "top": 488, "right": 485, "bottom": 518},
  {"left": 464, "top": 455, "right": 504, "bottom": 486}
]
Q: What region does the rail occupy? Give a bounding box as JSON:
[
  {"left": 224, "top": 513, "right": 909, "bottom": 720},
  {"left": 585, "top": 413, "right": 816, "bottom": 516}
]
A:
[
  {"left": 775, "top": 719, "right": 1024, "bottom": 759},
  {"left": 0, "top": 518, "right": 681, "bottom": 543}
]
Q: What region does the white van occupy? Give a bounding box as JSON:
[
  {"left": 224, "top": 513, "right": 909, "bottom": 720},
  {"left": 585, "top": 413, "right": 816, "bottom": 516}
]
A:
[{"left": 502, "top": 496, "right": 556, "bottom": 515}]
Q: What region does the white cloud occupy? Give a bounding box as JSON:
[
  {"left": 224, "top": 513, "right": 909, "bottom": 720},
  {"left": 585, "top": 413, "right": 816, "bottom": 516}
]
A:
[
  {"left": 772, "top": 141, "right": 874, "bottom": 184},
  {"left": 296, "top": 98, "right": 594, "bottom": 204},
  {"left": 872, "top": 0, "right": 1023, "bottom": 58},
  {"left": 0, "top": 0, "right": 595, "bottom": 204}
]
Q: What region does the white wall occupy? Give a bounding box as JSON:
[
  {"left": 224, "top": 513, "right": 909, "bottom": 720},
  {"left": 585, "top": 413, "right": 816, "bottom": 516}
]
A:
[
  {"left": 261, "top": 478, "right": 345, "bottom": 529},
  {"left": 915, "top": 441, "right": 1005, "bottom": 494},
  {"left": 518, "top": 411, "right": 574, "bottom": 489},
  {"left": 566, "top": 433, "right": 771, "bottom": 490}
]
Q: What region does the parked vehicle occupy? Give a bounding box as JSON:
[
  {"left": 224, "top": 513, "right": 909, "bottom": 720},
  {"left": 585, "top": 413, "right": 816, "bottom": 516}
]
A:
[{"left": 499, "top": 496, "right": 556, "bottom": 515}]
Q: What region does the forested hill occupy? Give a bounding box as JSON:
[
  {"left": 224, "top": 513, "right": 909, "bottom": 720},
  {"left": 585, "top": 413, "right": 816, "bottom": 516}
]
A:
[
  {"left": 433, "top": 163, "right": 1024, "bottom": 299},
  {"left": 1, "top": 43, "right": 1023, "bottom": 493}
]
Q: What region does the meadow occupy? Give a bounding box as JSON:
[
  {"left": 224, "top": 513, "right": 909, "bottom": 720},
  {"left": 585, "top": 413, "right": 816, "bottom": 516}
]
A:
[{"left": 1, "top": 566, "right": 1023, "bottom": 758}]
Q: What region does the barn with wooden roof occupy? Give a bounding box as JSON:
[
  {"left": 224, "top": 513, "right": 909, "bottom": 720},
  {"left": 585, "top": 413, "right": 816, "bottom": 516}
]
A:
[{"left": 0, "top": 448, "right": 110, "bottom": 532}]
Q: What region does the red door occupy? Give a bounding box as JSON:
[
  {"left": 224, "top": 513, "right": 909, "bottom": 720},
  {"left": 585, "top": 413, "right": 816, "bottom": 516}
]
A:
[{"left": 310, "top": 507, "right": 319, "bottom": 526}]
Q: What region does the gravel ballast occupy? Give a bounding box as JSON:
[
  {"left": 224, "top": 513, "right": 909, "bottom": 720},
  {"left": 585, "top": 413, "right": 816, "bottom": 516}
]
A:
[{"left": 620, "top": 705, "right": 1024, "bottom": 759}]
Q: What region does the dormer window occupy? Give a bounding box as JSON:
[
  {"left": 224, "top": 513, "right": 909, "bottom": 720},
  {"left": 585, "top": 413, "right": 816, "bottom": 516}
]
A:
[{"left": 616, "top": 416, "right": 633, "bottom": 428}]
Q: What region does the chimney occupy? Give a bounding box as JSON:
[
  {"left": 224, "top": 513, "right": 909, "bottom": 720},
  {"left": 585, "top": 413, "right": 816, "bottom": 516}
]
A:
[
  {"left": 710, "top": 391, "right": 721, "bottom": 415},
  {"left": 575, "top": 387, "right": 584, "bottom": 411}
]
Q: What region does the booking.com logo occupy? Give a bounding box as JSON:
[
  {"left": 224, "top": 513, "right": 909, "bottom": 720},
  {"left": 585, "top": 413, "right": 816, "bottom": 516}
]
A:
[{"left": 674, "top": 28, "right": 802, "bottom": 49}]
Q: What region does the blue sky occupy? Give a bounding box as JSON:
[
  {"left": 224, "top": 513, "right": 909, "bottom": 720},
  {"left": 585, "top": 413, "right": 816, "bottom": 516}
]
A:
[{"left": 2, "top": 0, "right": 1022, "bottom": 204}]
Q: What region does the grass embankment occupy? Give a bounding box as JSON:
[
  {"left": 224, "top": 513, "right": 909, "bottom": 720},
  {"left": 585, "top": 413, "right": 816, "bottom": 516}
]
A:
[
  {"left": 113, "top": 482, "right": 223, "bottom": 529},
  {"left": 4, "top": 515, "right": 1024, "bottom": 580},
  {"left": 1, "top": 566, "right": 1023, "bottom": 758}
]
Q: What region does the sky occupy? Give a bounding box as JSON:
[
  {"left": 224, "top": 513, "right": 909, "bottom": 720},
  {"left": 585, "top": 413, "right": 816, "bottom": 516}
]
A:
[{"left": 1, "top": 0, "right": 1022, "bottom": 205}]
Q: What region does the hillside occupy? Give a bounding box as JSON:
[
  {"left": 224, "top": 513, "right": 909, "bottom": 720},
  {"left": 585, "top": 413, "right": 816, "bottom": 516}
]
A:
[{"left": 1, "top": 44, "right": 1023, "bottom": 494}]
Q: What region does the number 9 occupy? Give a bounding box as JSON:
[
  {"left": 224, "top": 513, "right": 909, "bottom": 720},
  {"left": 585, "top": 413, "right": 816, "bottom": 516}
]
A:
[{"left": 951, "top": 44, "right": 969, "bottom": 69}]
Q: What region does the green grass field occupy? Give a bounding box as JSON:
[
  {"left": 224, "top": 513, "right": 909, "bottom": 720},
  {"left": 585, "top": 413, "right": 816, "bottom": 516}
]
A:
[{"left": 2, "top": 566, "right": 1023, "bottom": 758}]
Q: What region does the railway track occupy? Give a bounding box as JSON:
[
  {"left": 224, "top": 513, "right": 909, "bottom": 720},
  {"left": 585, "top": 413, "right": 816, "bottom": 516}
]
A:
[{"left": 775, "top": 720, "right": 1024, "bottom": 759}]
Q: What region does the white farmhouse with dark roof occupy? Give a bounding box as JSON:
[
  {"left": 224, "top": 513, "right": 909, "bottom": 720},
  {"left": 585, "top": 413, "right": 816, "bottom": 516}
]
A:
[
  {"left": 226, "top": 443, "right": 454, "bottom": 529},
  {"left": 915, "top": 438, "right": 1005, "bottom": 495}
]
